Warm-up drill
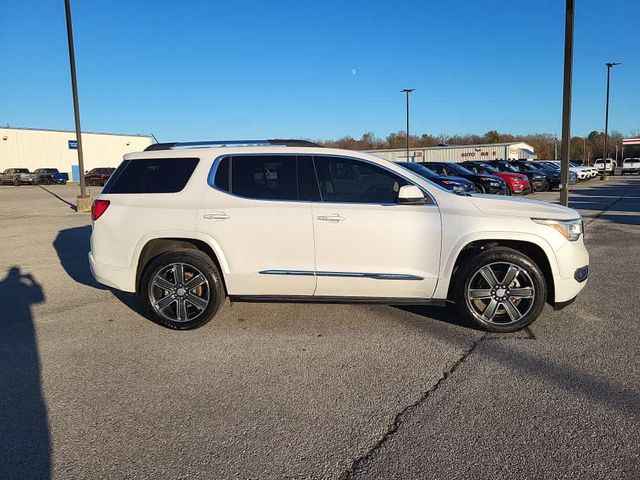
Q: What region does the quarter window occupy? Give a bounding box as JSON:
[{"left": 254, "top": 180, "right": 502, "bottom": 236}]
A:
[
  {"left": 313, "top": 156, "right": 409, "bottom": 204},
  {"left": 102, "top": 158, "right": 199, "bottom": 194}
]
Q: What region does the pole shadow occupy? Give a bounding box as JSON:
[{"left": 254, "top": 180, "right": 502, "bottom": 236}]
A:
[{"left": 0, "top": 267, "right": 51, "bottom": 478}]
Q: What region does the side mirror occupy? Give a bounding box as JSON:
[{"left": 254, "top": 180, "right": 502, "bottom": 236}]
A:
[{"left": 398, "top": 185, "right": 428, "bottom": 205}]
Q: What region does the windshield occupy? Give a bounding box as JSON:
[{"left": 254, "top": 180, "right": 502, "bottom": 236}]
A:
[
  {"left": 475, "top": 162, "right": 499, "bottom": 174},
  {"left": 398, "top": 162, "right": 436, "bottom": 178},
  {"left": 444, "top": 163, "right": 474, "bottom": 175},
  {"left": 498, "top": 162, "right": 519, "bottom": 173}
]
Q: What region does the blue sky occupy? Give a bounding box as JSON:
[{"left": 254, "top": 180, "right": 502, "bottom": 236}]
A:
[{"left": 1, "top": 0, "right": 638, "bottom": 141}]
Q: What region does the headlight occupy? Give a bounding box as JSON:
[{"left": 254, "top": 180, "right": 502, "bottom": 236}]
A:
[
  {"left": 532, "top": 174, "right": 544, "bottom": 179},
  {"left": 532, "top": 218, "right": 583, "bottom": 241},
  {"left": 489, "top": 181, "right": 500, "bottom": 187}
]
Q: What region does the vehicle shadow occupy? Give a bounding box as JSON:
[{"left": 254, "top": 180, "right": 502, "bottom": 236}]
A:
[
  {"left": 53, "top": 225, "right": 106, "bottom": 290},
  {"left": 395, "top": 304, "right": 480, "bottom": 331},
  {"left": 0, "top": 267, "right": 51, "bottom": 478}
]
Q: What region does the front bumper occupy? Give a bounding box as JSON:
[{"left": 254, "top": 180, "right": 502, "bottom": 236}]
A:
[{"left": 552, "top": 239, "right": 589, "bottom": 303}]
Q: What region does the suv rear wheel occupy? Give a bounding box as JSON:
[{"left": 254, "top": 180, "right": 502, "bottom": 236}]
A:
[
  {"left": 454, "top": 247, "right": 546, "bottom": 332},
  {"left": 141, "top": 250, "right": 224, "bottom": 330}
]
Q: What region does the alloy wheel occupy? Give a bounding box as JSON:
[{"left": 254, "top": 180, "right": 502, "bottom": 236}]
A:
[
  {"left": 466, "top": 262, "right": 535, "bottom": 325},
  {"left": 149, "top": 262, "right": 210, "bottom": 323}
]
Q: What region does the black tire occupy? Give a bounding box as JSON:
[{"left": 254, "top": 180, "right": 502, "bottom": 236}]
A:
[
  {"left": 43, "top": 177, "right": 51, "bottom": 185},
  {"left": 13, "top": 178, "right": 19, "bottom": 186},
  {"left": 140, "top": 249, "right": 225, "bottom": 330},
  {"left": 452, "top": 247, "right": 547, "bottom": 332},
  {"left": 474, "top": 183, "right": 485, "bottom": 194}
]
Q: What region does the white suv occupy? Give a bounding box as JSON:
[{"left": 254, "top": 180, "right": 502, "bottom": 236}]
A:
[{"left": 89, "top": 140, "right": 589, "bottom": 333}]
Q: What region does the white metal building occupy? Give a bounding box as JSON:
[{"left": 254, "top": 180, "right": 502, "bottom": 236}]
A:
[
  {"left": 366, "top": 142, "right": 536, "bottom": 163},
  {"left": 0, "top": 127, "right": 153, "bottom": 181}
]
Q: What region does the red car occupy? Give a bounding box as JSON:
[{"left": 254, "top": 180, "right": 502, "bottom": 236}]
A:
[
  {"left": 84, "top": 168, "right": 115, "bottom": 186},
  {"left": 460, "top": 161, "right": 531, "bottom": 195}
]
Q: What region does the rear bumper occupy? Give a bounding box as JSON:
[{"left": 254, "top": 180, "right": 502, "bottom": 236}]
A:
[{"left": 88, "top": 252, "right": 136, "bottom": 292}]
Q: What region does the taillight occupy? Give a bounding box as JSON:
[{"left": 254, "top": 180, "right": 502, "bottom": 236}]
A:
[{"left": 91, "top": 199, "right": 110, "bottom": 221}]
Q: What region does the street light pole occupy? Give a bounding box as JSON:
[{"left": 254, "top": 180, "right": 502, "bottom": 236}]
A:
[
  {"left": 559, "top": 0, "right": 574, "bottom": 206},
  {"left": 601, "top": 62, "right": 621, "bottom": 180},
  {"left": 64, "top": 0, "right": 90, "bottom": 211},
  {"left": 583, "top": 137, "right": 587, "bottom": 164},
  {"left": 401, "top": 89, "right": 415, "bottom": 161}
]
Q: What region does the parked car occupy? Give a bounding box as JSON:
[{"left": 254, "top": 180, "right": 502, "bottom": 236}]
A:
[
  {"left": 536, "top": 160, "right": 589, "bottom": 181},
  {"left": 22, "top": 168, "right": 69, "bottom": 185},
  {"left": 530, "top": 161, "right": 578, "bottom": 187},
  {"left": 397, "top": 162, "right": 475, "bottom": 194},
  {"left": 487, "top": 160, "right": 549, "bottom": 192},
  {"left": 621, "top": 158, "right": 640, "bottom": 175},
  {"left": 85, "top": 167, "right": 116, "bottom": 186},
  {"left": 89, "top": 140, "right": 589, "bottom": 333},
  {"left": 0, "top": 168, "right": 30, "bottom": 185},
  {"left": 460, "top": 161, "right": 531, "bottom": 195},
  {"left": 418, "top": 161, "right": 508, "bottom": 194},
  {"left": 594, "top": 158, "right": 616, "bottom": 174},
  {"left": 571, "top": 161, "right": 598, "bottom": 179}
]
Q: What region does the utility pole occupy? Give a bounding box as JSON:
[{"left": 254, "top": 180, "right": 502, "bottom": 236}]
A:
[
  {"left": 615, "top": 144, "right": 619, "bottom": 164},
  {"left": 602, "top": 62, "right": 621, "bottom": 180},
  {"left": 401, "top": 89, "right": 415, "bottom": 161},
  {"left": 64, "top": 0, "right": 90, "bottom": 211},
  {"left": 583, "top": 137, "right": 587, "bottom": 164},
  {"left": 559, "top": 0, "right": 574, "bottom": 206}
]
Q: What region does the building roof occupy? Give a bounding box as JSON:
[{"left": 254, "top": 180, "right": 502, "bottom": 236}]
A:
[
  {"left": 0, "top": 126, "right": 152, "bottom": 139},
  {"left": 368, "top": 142, "right": 533, "bottom": 152}
]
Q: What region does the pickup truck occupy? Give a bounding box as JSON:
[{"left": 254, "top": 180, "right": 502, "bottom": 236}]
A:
[
  {"left": 622, "top": 158, "right": 640, "bottom": 175},
  {"left": 22, "top": 168, "right": 69, "bottom": 185},
  {"left": 85, "top": 167, "right": 116, "bottom": 186},
  {"left": 0, "top": 168, "right": 31, "bottom": 185}
]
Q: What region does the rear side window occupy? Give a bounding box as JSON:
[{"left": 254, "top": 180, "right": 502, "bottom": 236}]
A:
[
  {"left": 212, "top": 155, "right": 321, "bottom": 201},
  {"left": 103, "top": 158, "right": 198, "bottom": 194},
  {"left": 313, "top": 156, "right": 409, "bottom": 204}
]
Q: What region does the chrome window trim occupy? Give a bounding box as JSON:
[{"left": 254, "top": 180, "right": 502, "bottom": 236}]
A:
[
  {"left": 259, "top": 270, "right": 424, "bottom": 281},
  {"left": 206, "top": 153, "right": 437, "bottom": 207}
]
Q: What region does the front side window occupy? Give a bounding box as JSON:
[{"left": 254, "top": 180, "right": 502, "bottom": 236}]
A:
[{"left": 313, "top": 156, "right": 409, "bottom": 204}]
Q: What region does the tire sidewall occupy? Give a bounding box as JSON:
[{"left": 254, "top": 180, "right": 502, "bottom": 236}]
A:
[
  {"left": 141, "top": 250, "right": 224, "bottom": 330},
  {"left": 455, "top": 247, "right": 547, "bottom": 332}
]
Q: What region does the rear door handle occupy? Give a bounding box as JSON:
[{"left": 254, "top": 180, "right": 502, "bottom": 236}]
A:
[
  {"left": 203, "top": 213, "right": 230, "bottom": 220},
  {"left": 317, "top": 214, "right": 345, "bottom": 222}
]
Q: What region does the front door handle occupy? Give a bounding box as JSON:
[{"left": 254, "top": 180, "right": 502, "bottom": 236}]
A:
[
  {"left": 203, "top": 213, "right": 230, "bottom": 220},
  {"left": 317, "top": 214, "right": 345, "bottom": 222}
]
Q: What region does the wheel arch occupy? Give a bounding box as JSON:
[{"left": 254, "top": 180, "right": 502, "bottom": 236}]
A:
[
  {"left": 134, "top": 235, "right": 229, "bottom": 294},
  {"left": 441, "top": 236, "right": 557, "bottom": 305}
]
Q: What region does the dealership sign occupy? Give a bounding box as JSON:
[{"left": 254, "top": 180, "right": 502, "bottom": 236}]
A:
[
  {"left": 622, "top": 138, "right": 640, "bottom": 145},
  {"left": 68, "top": 140, "right": 78, "bottom": 149},
  {"left": 461, "top": 150, "right": 497, "bottom": 157}
]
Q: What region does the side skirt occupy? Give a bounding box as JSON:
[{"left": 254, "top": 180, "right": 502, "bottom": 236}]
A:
[{"left": 228, "top": 295, "right": 447, "bottom": 306}]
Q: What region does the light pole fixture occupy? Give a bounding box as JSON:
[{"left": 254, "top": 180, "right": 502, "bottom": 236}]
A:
[
  {"left": 401, "top": 89, "right": 415, "bottom": 161},
  {"left": 64, "top": 0, "right": 90, "bottom": 211},
  {"left": 602, "top": 61, "right": 621, "bottom": 180},
  {"left": 559, "top": 0, "right": 575, "bottom": 206}
]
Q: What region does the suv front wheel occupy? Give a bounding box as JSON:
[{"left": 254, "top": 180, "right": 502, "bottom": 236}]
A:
[
  {"left": 454, "top": 247, "right": 547, "bottom": 332},
  {"left": 141, "top": 250, "right": 224, "bottom": 330}
]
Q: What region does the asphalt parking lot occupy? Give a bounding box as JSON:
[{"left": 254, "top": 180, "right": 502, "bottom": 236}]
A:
[{"left": 1, "top": 178, "right": 639, "bottom": 479}]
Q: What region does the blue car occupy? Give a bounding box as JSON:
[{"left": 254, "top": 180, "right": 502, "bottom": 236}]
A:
[{"left": 398, "top": 162, "right": 476, "bottom": 194}]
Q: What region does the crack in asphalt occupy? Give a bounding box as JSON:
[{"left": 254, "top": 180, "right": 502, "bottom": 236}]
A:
[{"left": 339, "top": 332, "right": 488, "bottom": 479}]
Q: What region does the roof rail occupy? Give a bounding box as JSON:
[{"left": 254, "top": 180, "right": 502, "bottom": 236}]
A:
[{"left": 144, "top": 139, "right": 323, "bottom": 151}]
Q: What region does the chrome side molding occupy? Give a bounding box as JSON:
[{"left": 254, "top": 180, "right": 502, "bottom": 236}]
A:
[{"left": 259, "top": 270, "right": 423, "bottom": 281}]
